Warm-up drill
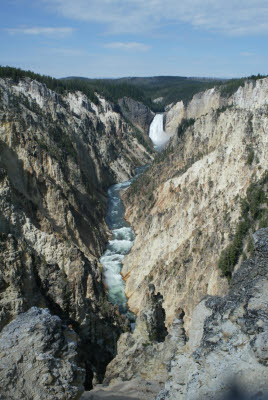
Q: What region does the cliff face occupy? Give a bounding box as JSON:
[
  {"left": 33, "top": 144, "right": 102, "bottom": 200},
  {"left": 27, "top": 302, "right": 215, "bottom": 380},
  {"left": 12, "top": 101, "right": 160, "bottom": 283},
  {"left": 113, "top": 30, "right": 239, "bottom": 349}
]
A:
[
  {"left": 118, "top": 96, "right": 155, "bottom": 134},
  {"left": 122, "top": 78, "right": 268, "bottom": 332},
  {"left": 0, "top": 77, "right": 153, "bottom": 388},
  {"left": 165, "top": 78, "right": 268, "bottom": 135},
  {"left": 165, "top": 87, "right": 224, "bottom": 135},
  {"left": 94, "top": 79, "right": 268, "bottom": 398}
]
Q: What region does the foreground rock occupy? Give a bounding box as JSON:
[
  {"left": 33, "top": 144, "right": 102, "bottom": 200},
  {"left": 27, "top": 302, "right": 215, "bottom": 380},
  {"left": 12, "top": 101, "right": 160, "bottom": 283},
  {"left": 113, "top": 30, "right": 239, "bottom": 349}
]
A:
[
  {"left": 83, "top": 286, "right": 173, "bottom": 399},
  {"left": 156, "top": 228, "right": 268, "bottom": 399},
  {"left": 81, "top": 379, "right": 161, "bottom": 400},
  {"left": 0, "top": 307, "right": 84, "bottom": 400}
]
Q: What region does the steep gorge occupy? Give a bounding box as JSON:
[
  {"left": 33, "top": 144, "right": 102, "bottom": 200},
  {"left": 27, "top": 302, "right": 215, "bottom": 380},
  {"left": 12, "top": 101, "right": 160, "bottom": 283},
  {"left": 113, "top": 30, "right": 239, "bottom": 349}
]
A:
[
  {"left": 0, "top": 76, "right": 154, "bottom": 393},
  {"left": 0, "top": 73, "right": 268, "bottom": 400}
]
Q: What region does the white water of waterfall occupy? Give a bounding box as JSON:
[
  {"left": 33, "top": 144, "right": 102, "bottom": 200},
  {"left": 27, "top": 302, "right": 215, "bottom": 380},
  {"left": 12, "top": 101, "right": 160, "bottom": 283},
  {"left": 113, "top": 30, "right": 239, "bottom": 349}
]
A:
[{"left": 149, "top": 114, "right": 171, "bottom": 150}]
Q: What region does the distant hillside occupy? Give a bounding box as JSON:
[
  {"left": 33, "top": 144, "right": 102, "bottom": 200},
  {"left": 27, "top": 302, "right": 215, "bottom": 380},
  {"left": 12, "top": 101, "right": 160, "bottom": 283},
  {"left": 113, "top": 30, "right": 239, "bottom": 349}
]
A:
[
  {"left": 62, "top": 76, "right": 226, "bottom": 108},
  {"left": 1, "top": 67, "right": 266, "bottom": 113}
]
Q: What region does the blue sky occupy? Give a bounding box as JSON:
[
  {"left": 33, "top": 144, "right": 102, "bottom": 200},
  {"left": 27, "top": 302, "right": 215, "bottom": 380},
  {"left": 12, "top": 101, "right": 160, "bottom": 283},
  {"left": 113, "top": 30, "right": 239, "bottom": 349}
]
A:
[{"left": 1, "top": 0, "right": 268, "bottom": 78}]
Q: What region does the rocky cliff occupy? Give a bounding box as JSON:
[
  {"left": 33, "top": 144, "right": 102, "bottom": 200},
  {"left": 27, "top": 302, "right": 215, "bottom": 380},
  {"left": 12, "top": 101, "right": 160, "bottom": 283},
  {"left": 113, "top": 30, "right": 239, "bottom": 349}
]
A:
[
  {"left": 165, "top": 78, "right": 268, "bottom": 135},
  {"left": 1, "top": 73, "right": 268, "bottom": 399},
  {"left": 122, "top": 78, "right": 268, "bottom": 332},
  {"left": 118, "top": 97, "right": 155, "bottom": 134},
  {"left": 0, "top": 76, "right": 153, "bottom": 389}
]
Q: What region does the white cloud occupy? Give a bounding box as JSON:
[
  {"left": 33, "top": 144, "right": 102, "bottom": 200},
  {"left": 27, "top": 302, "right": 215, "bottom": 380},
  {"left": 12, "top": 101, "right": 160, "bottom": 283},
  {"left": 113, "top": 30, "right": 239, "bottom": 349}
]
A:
[
  {"left": 41, "top": 0, "right": 268, "bottom": 36},
  {"left": 6, "top": 27, "right": 75, "bottom": 37},
  {"left": 104, "top": 42, "right": 150, "bottom": 51}
]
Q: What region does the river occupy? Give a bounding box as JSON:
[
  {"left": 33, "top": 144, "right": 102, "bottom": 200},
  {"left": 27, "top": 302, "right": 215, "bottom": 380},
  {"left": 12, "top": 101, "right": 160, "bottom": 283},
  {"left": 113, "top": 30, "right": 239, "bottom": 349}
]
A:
[
  {"left": 100, "top": 166, "right": 148, "bottom": 315},
  {"left": 100, "top": 114, "right": 170, "bottom": 316}
]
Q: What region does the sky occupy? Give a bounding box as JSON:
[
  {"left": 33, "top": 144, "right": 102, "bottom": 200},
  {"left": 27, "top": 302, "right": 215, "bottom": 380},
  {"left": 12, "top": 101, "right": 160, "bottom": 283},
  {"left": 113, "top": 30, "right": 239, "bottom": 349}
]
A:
[{"left": 1, "top": 0, "right": 268, "bottom": 78}]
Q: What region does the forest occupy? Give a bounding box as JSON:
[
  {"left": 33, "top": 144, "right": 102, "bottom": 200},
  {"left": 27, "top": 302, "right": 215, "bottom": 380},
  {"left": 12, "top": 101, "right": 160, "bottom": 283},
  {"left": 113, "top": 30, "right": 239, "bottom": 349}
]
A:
[{"left": 1, "top": 66, "right": 267, "bottom": 112}]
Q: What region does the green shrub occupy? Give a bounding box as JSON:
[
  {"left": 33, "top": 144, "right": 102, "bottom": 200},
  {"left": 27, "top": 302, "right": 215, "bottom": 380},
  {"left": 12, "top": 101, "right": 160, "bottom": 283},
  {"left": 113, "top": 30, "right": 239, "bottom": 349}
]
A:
[
  {"left": 133, "top": 130, "right": 154, "bottom": 154},
  {"left": 218, "top": 218, "right": 250, "bottom": 278},
  {"left": 247, "top": 147, "right": 255, "bottom": 165},
  {"left": 246, "top": 184, "right": 266, "bottom": 219},
  {"left": 48, "top": 124, "right": 76, "bottom": 160},
  {"left": 218, "top": 171, "right": 268, "bottom": 279},
  {"left": 177, "top": 118, "right": 195, "bottom": 139}
]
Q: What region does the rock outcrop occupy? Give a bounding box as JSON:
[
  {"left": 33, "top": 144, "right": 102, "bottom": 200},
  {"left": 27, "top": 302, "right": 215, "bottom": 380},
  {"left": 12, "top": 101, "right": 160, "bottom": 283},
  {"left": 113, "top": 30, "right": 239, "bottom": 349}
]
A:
[
  {"left": 0, "top": 307, "right": 84, "bottom": 400},
  {"left": 83, "top": 287, "right": 173, "bottom": 399},
  {"left": 156, "top": 228, "right": 268, "bottom": 399},
  {"left": 141, "top": 284, "right": 168, "bottom": 343}
]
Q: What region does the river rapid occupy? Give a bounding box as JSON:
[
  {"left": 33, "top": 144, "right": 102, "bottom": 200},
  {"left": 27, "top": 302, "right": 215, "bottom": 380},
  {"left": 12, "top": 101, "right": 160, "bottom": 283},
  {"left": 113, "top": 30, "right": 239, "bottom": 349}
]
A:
[{"left": 100, "top": 166, "right": 147, "bottom": 315}]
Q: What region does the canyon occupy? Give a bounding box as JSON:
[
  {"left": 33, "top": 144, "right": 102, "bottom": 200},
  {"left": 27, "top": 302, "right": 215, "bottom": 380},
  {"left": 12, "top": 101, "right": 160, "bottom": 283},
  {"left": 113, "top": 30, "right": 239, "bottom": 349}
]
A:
[
  {"left": 0, "top": 75, "right": 154, "bottom": 394},
  {"left": 0, "top": 73, "right": 267, "bottom": 399}
]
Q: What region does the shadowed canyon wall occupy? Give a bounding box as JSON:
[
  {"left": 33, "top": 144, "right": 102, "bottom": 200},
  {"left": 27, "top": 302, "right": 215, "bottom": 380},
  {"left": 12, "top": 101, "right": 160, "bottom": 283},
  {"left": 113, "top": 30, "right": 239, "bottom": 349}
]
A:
[{"left": 0, "top": 76, "right": 154, "bottom": 390}]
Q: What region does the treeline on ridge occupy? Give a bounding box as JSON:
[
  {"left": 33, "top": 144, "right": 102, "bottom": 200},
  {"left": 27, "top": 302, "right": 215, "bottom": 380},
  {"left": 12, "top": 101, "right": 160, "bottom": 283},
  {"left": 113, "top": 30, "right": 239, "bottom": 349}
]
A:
[
  {"left": 61, "top": 77, "right": 164, "bottom": 112},
  {"left": 0, "top": 65, "right": 100, "bottom": 105},
  {"left": 67, "top": 75, "right": 225, "bottom": 109},
  {"left": 0, "top": 66, "right": 163, "bottom": 112},
  {"left": 1, "top": 66, "right": 267, "bottom": 113}
]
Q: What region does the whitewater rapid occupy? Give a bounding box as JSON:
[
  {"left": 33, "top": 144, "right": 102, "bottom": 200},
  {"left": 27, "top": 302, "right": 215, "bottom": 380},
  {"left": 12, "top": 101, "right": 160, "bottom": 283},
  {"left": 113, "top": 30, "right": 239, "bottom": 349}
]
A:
[
  {"left": 149, "top": 114, "right": 171, "bottom": 150},
  {"left": 100, "top": 166, "right": 147, "bottom": 314}
]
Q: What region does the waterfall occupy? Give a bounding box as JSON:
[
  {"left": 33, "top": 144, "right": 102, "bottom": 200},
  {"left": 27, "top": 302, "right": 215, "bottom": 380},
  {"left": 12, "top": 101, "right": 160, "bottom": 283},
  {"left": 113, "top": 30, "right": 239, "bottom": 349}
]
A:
[{"left": 149, "top": 114, "right": 171, "bottom": 150}]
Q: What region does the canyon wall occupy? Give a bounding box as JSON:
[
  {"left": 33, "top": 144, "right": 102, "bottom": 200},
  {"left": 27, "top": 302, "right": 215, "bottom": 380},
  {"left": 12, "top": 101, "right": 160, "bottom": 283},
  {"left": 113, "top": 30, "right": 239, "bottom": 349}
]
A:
[
  {"left": 165, "top": 78, "right": 268, "bottom": 135},
  {"left": 122, "top": 78, "right": 268, "bottom": 332},
  {"left": 1, "top": 74, "right": 267, "bottom": 399},
  {"left": 0, "top": 76, "right": 153, "bottom": 389},
  {"left": 118, "top": 96, "right": 155, "bottom": 134}
]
